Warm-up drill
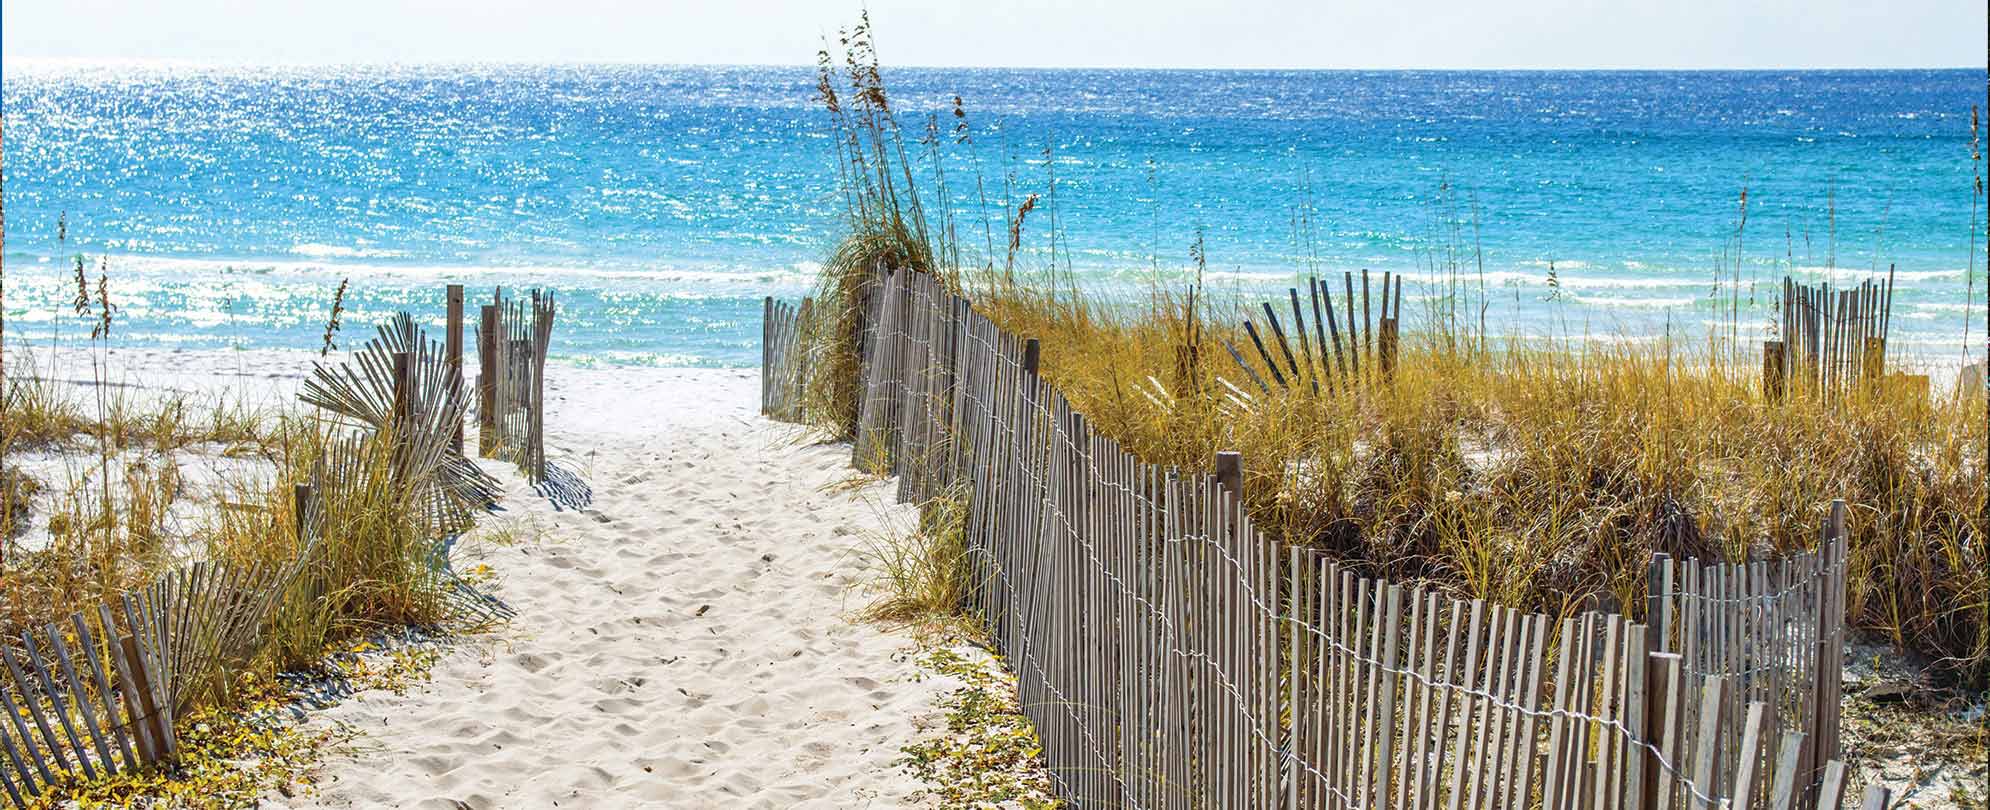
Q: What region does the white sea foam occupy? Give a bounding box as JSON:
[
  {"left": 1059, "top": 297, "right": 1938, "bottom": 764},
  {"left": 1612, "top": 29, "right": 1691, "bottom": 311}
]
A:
[
  {"left": 6, "top": 253, "right": 826, "bottom": 290},
  {"left": 1570, "top": 295, "right": 1696, "bottom": 309},
  {"left": 1912, "top": 302, "right": 1980, "bottom": 314},
  {"left": 1466, "top": 270, "right": 1706, "bottom": 290},
  {"left": 289, "top": 243, "right": 408, "bottom": 260},
  {"left": 1787, "top": 266, "right": 1966, "bottom": 284}
]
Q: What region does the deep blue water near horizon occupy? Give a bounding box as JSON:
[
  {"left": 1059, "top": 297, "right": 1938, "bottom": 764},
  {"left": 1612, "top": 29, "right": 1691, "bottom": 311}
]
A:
[{"left": 1, "top": 64, "right": 1983, "bottom": 368}]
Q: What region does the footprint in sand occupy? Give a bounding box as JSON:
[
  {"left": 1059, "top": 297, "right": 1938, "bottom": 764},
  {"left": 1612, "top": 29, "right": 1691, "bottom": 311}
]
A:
[{"left": 275, "top": 371, "right": 972, "bottom": 809}]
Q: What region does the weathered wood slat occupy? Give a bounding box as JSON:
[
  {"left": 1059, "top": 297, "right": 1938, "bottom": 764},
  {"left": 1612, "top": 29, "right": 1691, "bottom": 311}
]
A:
[
  {"left": 121, "top": 595, "right": 175, "bottom": 758},
  {"left": 117, "top": 636, "right": 172, "bottom": 762},
  {"left": 0, "top": 683, "right": 52, "bottom": 787},
  {"left": 104, "top": 611, "right": 155, "bottom": 768},
  {"left": 1, "top": 645, "right": 71, "bottom": 777},
  {"left": 44, "top": 627, "right": 115, "bottom": 776},
  {"left": 0, "top": 751, "right": 22, "bottom": 808},
  {"left": 1767, "top": 731, "right": 1806, "bottom": 810},
  {"left": 0, "top": 702, "right": 41, "bottom": 798},
  {"left": 70, "top": 612, "right": 137, "bottom": 772},
  {"left": 19, "top": 634, "right": 93, "bottom": 780}
]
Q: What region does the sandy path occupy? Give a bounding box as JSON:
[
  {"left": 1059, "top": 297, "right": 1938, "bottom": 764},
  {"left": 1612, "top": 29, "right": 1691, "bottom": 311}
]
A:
[{"left": 278, "top": 368, "right": 946, "bottom": 809}]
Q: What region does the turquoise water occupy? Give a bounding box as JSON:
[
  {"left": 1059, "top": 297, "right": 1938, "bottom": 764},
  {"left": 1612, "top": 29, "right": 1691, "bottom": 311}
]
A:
[{"left": 1, "top": 65, "right": 1983, "bottom": 366}]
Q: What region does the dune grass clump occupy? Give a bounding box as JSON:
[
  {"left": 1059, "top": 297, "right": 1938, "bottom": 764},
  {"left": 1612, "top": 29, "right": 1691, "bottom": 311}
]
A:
[
  {"left": 795, "top": 22, "right": 1989, "bottom": 687},
  {"left": 0, "top": 355, "right": 304, "bottom": 641},
  {"left": 200, "top": 428, "right": 456, "bottom": 671},
  {"left": 0, "top": 463, "right": 33, "bottom": 541},
  {"left": 0, "top": 358, "right": 286, "bottom": 455},
  {"left": 860, "top": 486, "right": 974, "bottom": 634},
  {"left": 793, "top": 15, "right": 960, "bottom": 440},
  {"left": 0, "top": 455, "right": 183, "bottom": 635}
]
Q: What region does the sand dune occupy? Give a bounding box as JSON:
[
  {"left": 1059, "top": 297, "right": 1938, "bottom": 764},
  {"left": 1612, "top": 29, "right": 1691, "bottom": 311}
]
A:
[{"left": 275, "top": 367, "right": 952, "bottom": 808}]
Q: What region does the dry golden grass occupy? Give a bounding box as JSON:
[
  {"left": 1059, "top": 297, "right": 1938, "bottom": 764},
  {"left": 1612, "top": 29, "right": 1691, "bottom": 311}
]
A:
[
  {"left": 0, "top": 455, "right": 180, "bottom": 636},
  {"left": 1, "top": 367, "right": 458, "bottom": 665},
  {"left": 1, "top": 364, "right": 284, "bottom": 453},
  {"left": 202, "top": 427, "right": 454, "bottom": 671},
  {"left": 796, "top": 20, "right": 1988, "bottom": 688},
  {"left": 972, "top": 287, "right": 1986, "bottom": 685}
]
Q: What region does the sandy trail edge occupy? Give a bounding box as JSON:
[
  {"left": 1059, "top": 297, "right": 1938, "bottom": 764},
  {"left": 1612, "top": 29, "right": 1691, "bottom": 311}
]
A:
[{"left": 272, "top": 366, "right": 958, "bottom": 809}]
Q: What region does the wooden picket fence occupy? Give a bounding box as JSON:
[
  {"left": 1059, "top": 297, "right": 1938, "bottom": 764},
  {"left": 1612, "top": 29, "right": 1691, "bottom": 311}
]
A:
[
  {"left": 1227, "top": 270, "right": 1404, "bottom": 396},
  {"left": 763, "top": 263, "right": 1888, "bottom": 810},
  {"left": 0, "top": 289, "right": 530, "bottom": 806},
  {"left": 1763, "top": 273, "right": 1896, "bottom": 400},
  {"left": 1644, "top": 530, "right": 1851, "bottom": 810},
  {"left": 761, "top": 297, "right": 812, "bottom": 421},
  {"left": 0, "top": 555, "right": 306, "bottom": 807},
  {"left": 477, "top": 288, "right": 556, "bottom": 483}
]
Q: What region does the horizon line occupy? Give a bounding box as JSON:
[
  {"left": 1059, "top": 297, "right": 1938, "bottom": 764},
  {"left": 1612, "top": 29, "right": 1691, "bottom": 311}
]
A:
[{"left": 4, "top": 57, "right": 1983, "bottom": 73}]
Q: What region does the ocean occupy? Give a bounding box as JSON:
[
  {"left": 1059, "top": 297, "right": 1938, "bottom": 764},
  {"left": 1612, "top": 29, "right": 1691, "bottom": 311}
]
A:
[{"left": 1, "top": 64, "right": 1982, "bottom": 367}]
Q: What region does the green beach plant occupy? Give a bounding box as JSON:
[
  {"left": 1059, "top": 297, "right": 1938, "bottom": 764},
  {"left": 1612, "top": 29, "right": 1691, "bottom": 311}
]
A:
[{"left": 858, "top": 485, "right": 974, "bottom": 634}]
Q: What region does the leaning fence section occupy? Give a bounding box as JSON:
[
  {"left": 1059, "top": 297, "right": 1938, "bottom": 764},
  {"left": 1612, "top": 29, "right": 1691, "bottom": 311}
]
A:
[
  {"left": 763, "top": 263, "right": 1885, "bottom": 810},
  {"left": 477, "top": 288, "right": 557, "bottom": 483},
  {"left": 1645, "top": 526, "right": 1851, "bottom": 810},
  {"left": 0, "top": 556, "right": 302, "bottom": 807},
  {"left": 0, "top": 287, "right": 533, "bottom": 807},
  {"left": 1226, "top": 270, "right": 1405, "bottom": 396}
]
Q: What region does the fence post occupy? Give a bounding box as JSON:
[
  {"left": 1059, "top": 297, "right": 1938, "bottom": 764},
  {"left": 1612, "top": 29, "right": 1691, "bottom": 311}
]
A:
[
  {"left": 292, "top": 483, "right": 314, "bottom": 546},
  {"left": 1800, "top": 500, "right": 1848, "bottom": 801},
  {"left": 1624, "top": 624, "right": 1652, "bottom": 810},
  {"left": 1643, "top": 651, "right": 1681, "bottom": 810},
  {"left": 391, "top": 351, "right": 414, "bottom": 482},
  {"left": 1691, "top": 675, "right": 1727, "bottom": 809},
  {"left": 1815, "top": 761, "right": 1848, "bottom": 809},
  {"left": 1730, "top": 702, "right": 1768, "bottom": 810},
  {"left": 1820, "top": 500, "right": 1848, "bottom": 766},
  {"left": 1215, "top": 451, "right": 1242, "bottom": 496},
  {"left": 117, "top": 635, "right": 173, "bottom": 761},
  {"left": 391, "top": 351, "right": 414, "bottom": 437},
  {"left": 1763, "top": 340, "right": 1786, "bottom": 401},
  {"left": 1023, "top": 338, "right": 1041, "bottom": 377},
  {"left": 446, "top": 284, "right": 465, "bottom": 454},
  {"left": 1646, "top": 553, "right": 1670, "bottom": 647},
  {"left": 1859, "top": 785, "right": 1892, "bottom": 810},
  {"left": 793, "top": 297, "right": 815, "bottom": 416},
  {"left": 477, "top": 305, "right": 497, "bottom": 456},
  {"left": 1378, "top": 317, "right": 1399, "bottom": 379},
  {"left": 531, "top": 290, "right": 549, "bottom": 483},
  {"left": 762, "top": 296, "right": 774, "bottom": 414}
]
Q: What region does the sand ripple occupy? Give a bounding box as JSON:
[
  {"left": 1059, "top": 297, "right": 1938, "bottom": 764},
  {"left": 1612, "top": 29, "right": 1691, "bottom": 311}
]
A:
[{"left": 276, "top": 369, "right": 944, "bottom": 809}]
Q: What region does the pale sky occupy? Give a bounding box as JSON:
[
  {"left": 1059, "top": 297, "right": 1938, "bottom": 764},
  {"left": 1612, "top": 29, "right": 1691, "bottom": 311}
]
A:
[{"left": 2, "top": 0, "right": 1984, "bottom": 69}]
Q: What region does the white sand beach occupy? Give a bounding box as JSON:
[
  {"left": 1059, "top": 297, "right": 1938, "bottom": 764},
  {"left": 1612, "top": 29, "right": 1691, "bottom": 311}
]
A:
[
  {"left": 7, "top": 348, "right": 965, "bottom": 808},
  {"left": 266, "top": 365, "right": 959, "bottom": 809},
  {"left": 7, "top": 344, "right": 1977, "bottom": 808}
]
